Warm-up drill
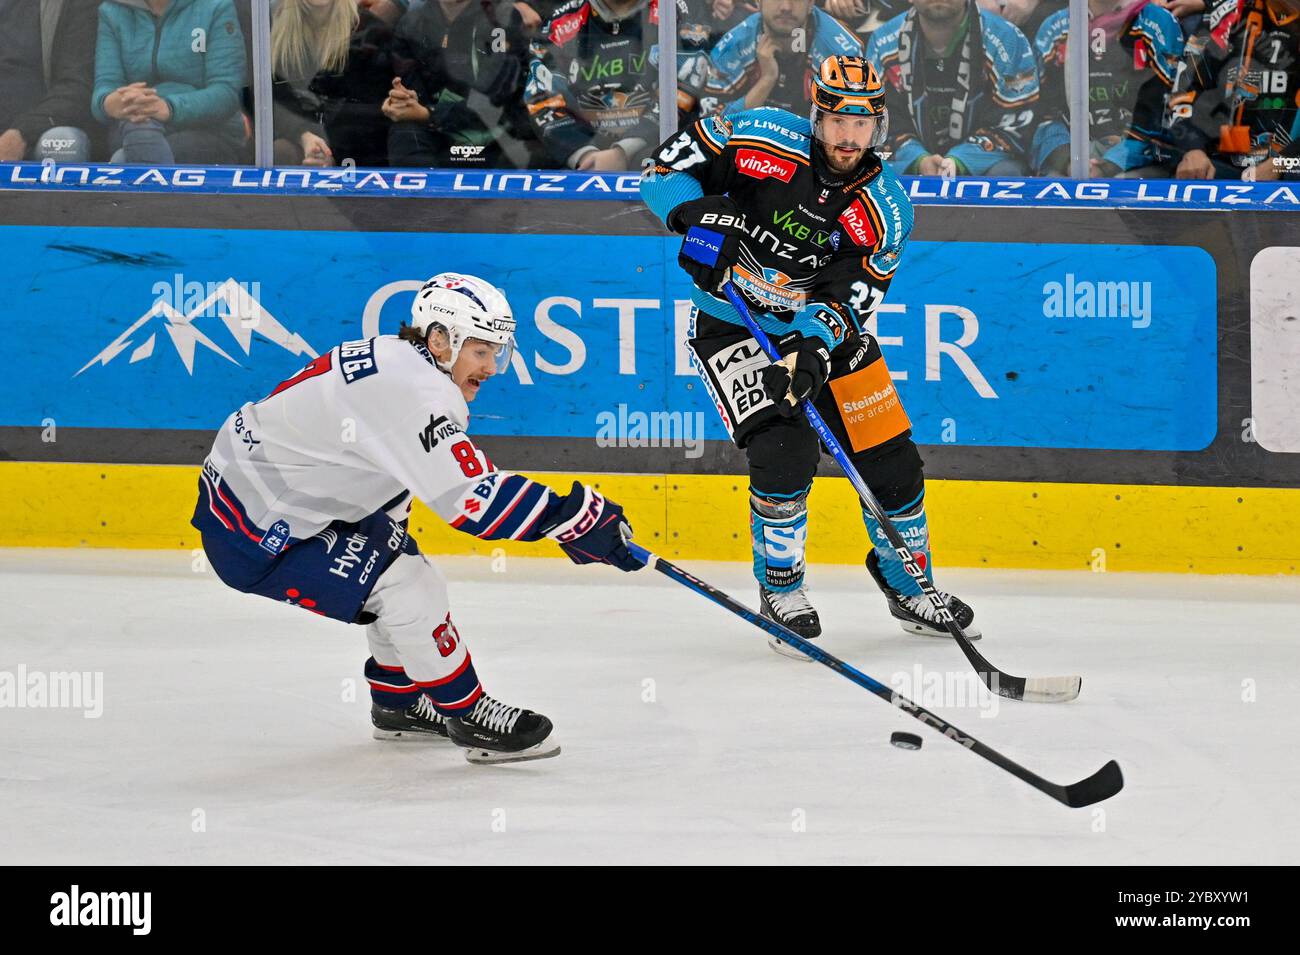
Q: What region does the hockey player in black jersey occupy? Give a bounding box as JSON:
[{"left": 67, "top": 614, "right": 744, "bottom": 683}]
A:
[{"left": 641, "top": 56, "right": 979, "bottom": 657}]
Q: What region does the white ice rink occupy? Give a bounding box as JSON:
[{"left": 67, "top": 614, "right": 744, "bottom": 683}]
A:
[{"left": 2, "top": 547, "right": 1297, "bottom": 865}]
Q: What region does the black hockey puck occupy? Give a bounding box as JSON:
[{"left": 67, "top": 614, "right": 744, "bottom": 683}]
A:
[{"left": 890, "top": 731, "right": 923, "bottom": 751}]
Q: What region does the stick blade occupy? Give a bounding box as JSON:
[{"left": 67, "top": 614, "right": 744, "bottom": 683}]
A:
[
  {"left": 1021, "top": 675, "right": 1082, "bottom": 704},
  {"left": 1062, "top": 759, "right": 1124, "bottom": 808},
  {"left": 990, "top": 674, "right": 1082, "bottom": 703}
]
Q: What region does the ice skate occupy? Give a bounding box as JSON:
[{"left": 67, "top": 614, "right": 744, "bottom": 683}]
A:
[
  {"left": 866, "top": 550, "right": 980, "bottom": 640},
  {"left": 371, "top": 693, "right": 451, "bottom": 741},
  {"left": 446, "top": 694, "right": 560, "bottom": 764},
  {"left": 760, "top": 584, "right": 821, "bottom": 660}
]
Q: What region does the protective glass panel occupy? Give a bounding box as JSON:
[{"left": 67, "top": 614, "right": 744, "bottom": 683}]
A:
[
  {"left": 523, "top": 0, "right": 709, "bottom": 171},
  {"left": 1047, "top": 0, "right": 1188, "bottom": 179},
  {"left": 0, "top": 0, "right": 254, "bottom": 166},
  {"left": 1150, "top": 0, "right": 1300, "bottom": 183},
  {"left": 262, "top": 0, "right": 712, "bottom": 172},
  {"left": 694, "top": 0, "right": 1051, "bottom": 177}
]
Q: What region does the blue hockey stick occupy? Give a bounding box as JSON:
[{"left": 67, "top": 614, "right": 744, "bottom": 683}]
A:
[
  {"left": 624, "top": 539, "right": 1121, "bottom": 807},
  {"left": 721, "top": 281, "right": 1080, "bottom": 704}
]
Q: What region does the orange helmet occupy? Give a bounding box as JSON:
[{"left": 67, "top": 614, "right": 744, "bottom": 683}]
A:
[
  {"left": 810, "top": 56, "right": 888, "bottom": 149},
  {"left": 812, "top": 56, "right": 886, "bottom": 117}
]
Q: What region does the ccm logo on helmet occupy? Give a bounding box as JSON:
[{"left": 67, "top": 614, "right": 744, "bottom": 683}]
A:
[
  {"left": 735, "top": 149, "right": 796, "bottom": 183},
  {"left": 837, "top": 199, "right": 877, "bottom": 247}
]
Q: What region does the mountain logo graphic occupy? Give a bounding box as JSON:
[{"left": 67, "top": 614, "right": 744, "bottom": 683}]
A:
[{"left": 75, "top": 278, "right": 317, "bottom": 377}]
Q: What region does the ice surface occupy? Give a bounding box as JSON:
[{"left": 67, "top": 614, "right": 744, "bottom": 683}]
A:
[{"left": 1, "top": 548, "right": 1297, "bottom": 864}]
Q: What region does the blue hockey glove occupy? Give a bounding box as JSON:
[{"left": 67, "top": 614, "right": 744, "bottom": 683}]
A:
[{"left": 670, "top": 195, "right": 746, "bottom": 295}]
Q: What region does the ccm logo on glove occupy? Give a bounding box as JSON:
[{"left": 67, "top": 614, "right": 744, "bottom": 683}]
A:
[{"left": 552, "top": 495, "right": 604, "bottom": 542}]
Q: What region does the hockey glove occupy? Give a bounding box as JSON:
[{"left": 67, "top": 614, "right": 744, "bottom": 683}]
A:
[
  {"left": 540, "top": 481, "right": 642, "bottom": 572},
  {"left": 669, "top": 195, "right": 746, "bottom": 296},
  {"left": 761, "top": 333, "right": 831, "bottom": 416}
]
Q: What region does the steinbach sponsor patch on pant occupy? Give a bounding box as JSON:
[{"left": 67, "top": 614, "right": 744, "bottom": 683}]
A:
[{"left": 829, "top": 356, "right": 911, "bottom": 452}]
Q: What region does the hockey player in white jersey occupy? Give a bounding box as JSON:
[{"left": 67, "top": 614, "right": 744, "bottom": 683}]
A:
[{"left": 191, "top": 273, "right": 641, "bottom": 764}]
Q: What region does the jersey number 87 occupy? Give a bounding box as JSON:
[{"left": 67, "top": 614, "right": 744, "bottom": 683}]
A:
[{"left": 450, "top": 440, "right": 486, "bottom": 478}]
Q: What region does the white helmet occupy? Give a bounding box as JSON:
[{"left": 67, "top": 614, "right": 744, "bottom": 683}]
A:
[{"left": 409, "top": 272, "right": 516, "bottom": 374}]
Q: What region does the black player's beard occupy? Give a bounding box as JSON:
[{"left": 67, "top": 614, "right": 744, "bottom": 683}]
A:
[{"left": 814, "top": 140, "right": 875, "bottom": 185}]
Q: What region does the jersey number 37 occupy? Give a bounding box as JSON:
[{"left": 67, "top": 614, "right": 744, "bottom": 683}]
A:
[{"left": 660, "top": 132, "right": 707, "bottom": 171}]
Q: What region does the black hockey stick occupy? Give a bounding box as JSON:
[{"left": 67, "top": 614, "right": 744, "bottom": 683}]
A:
[
  {"left": 626, "top": 541, "right": 1122, "bottom": 808},
  {"left": 723, "top": 282, "right": 1081, "bottom": 704}
]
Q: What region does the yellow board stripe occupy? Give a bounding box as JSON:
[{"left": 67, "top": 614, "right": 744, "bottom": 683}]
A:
[{"left": 0, "top": 462, "right": 1296, "bottom": 575}]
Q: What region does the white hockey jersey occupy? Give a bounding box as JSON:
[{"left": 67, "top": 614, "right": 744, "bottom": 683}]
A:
[{"left": 201, "top": 336, "right": 560, "bottom": 548}]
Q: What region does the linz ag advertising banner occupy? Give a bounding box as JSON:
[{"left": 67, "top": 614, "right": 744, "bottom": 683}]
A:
[{"left": 0, "top": 226, "right": 1217, "bottom": 451}]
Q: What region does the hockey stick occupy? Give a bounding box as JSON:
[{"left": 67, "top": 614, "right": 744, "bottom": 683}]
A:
[
  {"left": 626, "top": 540, "right": 1122, "bottom": 808},
  {"left": 722, "top": 282, "right": 1081, "bottom": 704}
]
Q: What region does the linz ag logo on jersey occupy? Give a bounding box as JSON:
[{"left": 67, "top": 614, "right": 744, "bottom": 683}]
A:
[
  {"left": 339, "top": 339, "right": 378, "bottom": 383},
  {"left": 735, "top": 148, "right": 796, "bottom": 182},
  {"left": 837, "top": 199, "right": 876, "bottom": 247}
]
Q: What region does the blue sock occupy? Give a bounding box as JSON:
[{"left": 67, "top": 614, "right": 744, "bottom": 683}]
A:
[
  {"left": 862, "top": 493, "right": 931, "bottom": 598},
  {"left": 364, "top": 656, "right": 422, "bottom": 709},
  {"left": 750, "top": 487, "right": 809, "bottom": 593}
]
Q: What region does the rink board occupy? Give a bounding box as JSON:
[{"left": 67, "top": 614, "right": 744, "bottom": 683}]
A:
[
  {"left": 0, "top": 225, "right": 1217, "bottom": 453},
  {"left": 1, "top": 176, "right": 1298, "bottom": 574},
  {"left": 1, "top": 461, "right": 1295, "bottom": 575}
]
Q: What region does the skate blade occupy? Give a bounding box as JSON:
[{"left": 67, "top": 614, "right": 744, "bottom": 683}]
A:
[
  {"left": 898, "top": 619, "right": 982, "bottom": 641},
  {"left": 372, "top": 727, "right": 452, "bottom": 742},
  {"left": 767, "top": 636, "right": 815, "bottom": 661},
  {"left": 463, "top": 740, "right": 561, "bottom": 765}
]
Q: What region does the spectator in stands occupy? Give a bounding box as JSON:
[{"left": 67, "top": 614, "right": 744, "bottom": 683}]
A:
[
  {"left": 867, "top": 0, "right": 1040, "bottom": 175},
  {"left": 1152, "top": 0, "right": 1212, "bottom": 38},
  {"left": 1169, "top": 0, "right": 1300, "bottom": 180},
  {"left": 821, "top": 0, "right": 876, "bottom": 46},
  {"left": 525, "top": 0, "right": 708, "bottom": 170},
  {"left": 0, "top": 0, "right": 100, "bottom": 163},
  {"left": 92, "top": 0, "right": 247, "bottom": 164},
  {"left": 269, "top": 0, "right": 360, "bottom": 165},
  {"left": 363, "top": 0, "right": 410, "bottom": 22},
  {"left": 383, "top": 0, "right": 533, "bottom": 167},
  {"left": 393, "top": 0, "right": 550, "bottom": 33},
  {"left": 1030, "top": 0, "right": 1184, "bottom": 177},
  {"left": 975, "top": 0, "right": 1061, "bottom": 43},
  {"left": 308, "top": 1, "right": 401, "bottom": 166},
  {"left": 704, "top": 0, "right": 863, "bottom": 114}
]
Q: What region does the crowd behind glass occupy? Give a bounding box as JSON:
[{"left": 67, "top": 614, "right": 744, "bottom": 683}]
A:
[{"left": 4, "top": 0, "right": 1299, "bottom": 180}]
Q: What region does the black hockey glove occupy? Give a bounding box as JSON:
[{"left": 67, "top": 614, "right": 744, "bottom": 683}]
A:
[
  {"left": 669, "top": 195, "right": 746, "bottom": 296},
  {"left": 761, "top": 333, "right": 831, "bottom": 416},
  {"left": 540, "top": 481, "right": 642, "bottom": 572}
]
